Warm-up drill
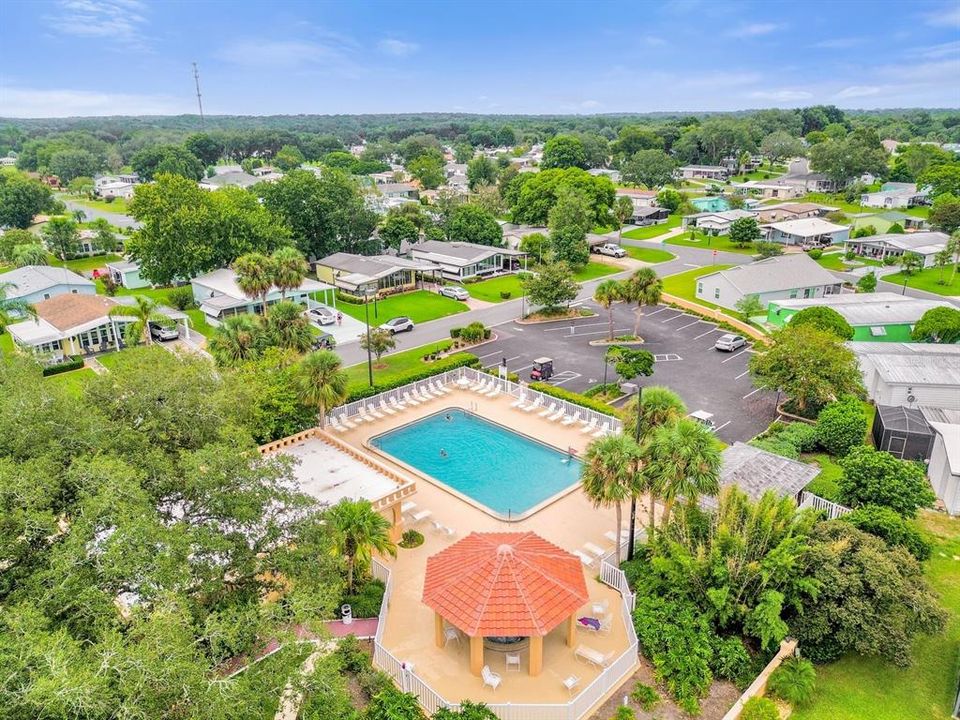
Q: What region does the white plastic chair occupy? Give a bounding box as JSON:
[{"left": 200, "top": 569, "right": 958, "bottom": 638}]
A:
[
  {"left": 482, "top": 665, "right": 502, "bottom": 691},
  {"left": 403, "top": 392, "right": 421, "bottom": 406},
  {"left": 580, "top": 417, "right": 597, "bottom": 434},
  {"left": 561, "top": 411, "right": 581, "bottom": 426},
  {"left": 538, "top": 402, "right": 557, "bottom": 418},
  {"left": 522, "top": 398, "right": 542, "bottom": 413},
  {"left": 379, "top": 400, "right": 397, "bottom": 415}
]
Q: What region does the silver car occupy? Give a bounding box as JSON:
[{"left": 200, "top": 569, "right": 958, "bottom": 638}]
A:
[
  {"left": 439, "top": 285, "right": 470, "bottom": 301},
  {"left": 149, "top": 323, "right": 179, "bottom": 342},
  {"left": 380, "top": 317, "right": 415, "bottom": 334},
  {"left": 306, "top": 305, "right": 337, "bottom": 325},
  {"left": 714, "top": 334, "right": 746, "bottom": 352}
]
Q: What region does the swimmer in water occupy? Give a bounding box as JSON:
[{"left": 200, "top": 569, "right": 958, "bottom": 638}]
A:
[
  {"left": 444, "top": 413, "right": 453, "bottom": 422},
  {"left": 440, "top": 448, "right": 448, "bottom": 458}
]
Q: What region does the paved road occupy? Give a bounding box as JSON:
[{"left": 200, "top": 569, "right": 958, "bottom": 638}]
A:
[{"left": 61, "top": 197, "right": 141, "bottom": 229}]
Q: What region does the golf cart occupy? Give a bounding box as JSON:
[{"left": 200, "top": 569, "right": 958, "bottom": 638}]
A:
[
  {"left": 689, "top": 410, "right": 716, "bottom": 432},
  {"left": 530, "top": 357, "right": 554, "bottom": 382}
]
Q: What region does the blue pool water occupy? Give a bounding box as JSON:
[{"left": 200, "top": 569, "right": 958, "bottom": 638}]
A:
[
  {"left": 370, "top": 408, "right": 582, "bottom": 517},
  {"left": 691, "top": 196, "right": 731, "bottom": 212}
]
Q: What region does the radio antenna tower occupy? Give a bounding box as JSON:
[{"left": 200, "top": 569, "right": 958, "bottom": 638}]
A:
[{"left": 192, "top": 62, "right": 205, "bottom": 129}]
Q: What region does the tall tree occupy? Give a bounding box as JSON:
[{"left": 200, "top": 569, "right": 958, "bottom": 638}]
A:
[
  {"left": 594, "top": 280, "right": 623, "bottom": 341},
  {"left": 270, "top": 246, "right": 308, "bottom": 300},
  {"left": 296, "top": 349, "right": 348, "bottom": 428},
  {"left": 40, "top": 217, "right": 80, "bottom": 260},
  {"left": 542, "top": 135, "right": 588, "bottom": 169},
  {"left": 621, "top": 267, "right": 663, "bottom": 338},
  {"left": 232, "top": 253, "right": 275, "bottom": 313},
  {"left": 621, "top": 149, "right": 677, "bottom": 188},
  {"left": 580, "top": 434, "right": 644, "bottom": 564},
  {"left": 466, "top": 155, "right": 498, "bottom": 190},
  {"left": 208, "top": 314, "right": 262, "bottom": 365},
  {"left": 108, "top": 295, "right": 170, "bottom": 346},
  {"left": 548, "top": 187, "right": 591, "bottom": 269},
  {"left": 612, "top": 196, "right": 635, "bottom": 243},
  {"left": 645, "top": 418, "right": 721, "bottom": 529},
  {"left": 327, "top": 498, "right": 396, "bottom": 593}
]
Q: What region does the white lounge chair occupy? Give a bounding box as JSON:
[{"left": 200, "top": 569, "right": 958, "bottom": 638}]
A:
[
  {"left": 356, "top": 407, "right": 374, "bottom": 423},
  {"left": 389, "top": 397, "right": 407, "bottom": 411},
  {"left": 379, "top": 400, "right": 397, "bottom": 415},
  {"left": 403, "top": 392, "right": 421, "bottom": 406},
  {"left": 604, "top": 529, "right": 630, "bottom": 544},
  {"left": 401, "top": 501, "right": 417, "bottom": 516},
  {"left": 578, "top": 615, "right": 612, "bottom": 635},
  {"left": 592, "top": 422, "right": 611, "bottom": 438},
  {"left": 327, "top": 416, "right": 349, "bottom": 433},
  {"left": 538, "top": 402, "right": 557, "bottom": 418},
  {"left": 510, "top": 395, "right": 526, "bottom": 408},
  {"left": 521, "top": 398, "right": 542, "bottom": 413},
  {"left": 481, "top": 383, "right": 500, "bottom": 397},
  {"left": 481, "top": 665, "right": 502, "bottom": 691},
  {"left": 431, "top": 381, "right": 452, "bottom": 396},
  {"left": 474, "top": 380, "right": 493, "bottom": 394},
  {"left": 561, "top": 411, "right": 581, "bottom": 426},
  {"left": 337, "top": 414, "right": 358, "bottom": 429},
  {"left": 583, "top": 542, "right": 606, "bottom": 558},
  {"left": 486, "top": 387, "right": 501, "bottom": 399},
  {"left": 411, "top": 509, "right": 433, "bottom": 524},
  {"left": 411, "top": 387, "right": 430, "bottom": 402},
  {"left": 548, "top": 408, "right": 565, "bottom": 421},
  {"left": 572, "top": 550, "right": 595, "bottom": 567},
  {"left": 591, "top": 598, "right": 610, "bottom": 616},
  {"left": 580, "top": 417, "right": 597, "bottom": 434},
  {"left": 574, "top": 644, "right": 614, "bottom": 668},
  {"left": 470, "top": 378, "right": 488, "bottom": 391},
  {"left": 366, "top": 404, "right": 385, "bottom": 419}
]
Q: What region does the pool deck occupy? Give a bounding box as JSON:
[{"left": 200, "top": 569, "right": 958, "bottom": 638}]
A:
[{"left": 336, "top": 386, "right": 646, "bottom": 708}]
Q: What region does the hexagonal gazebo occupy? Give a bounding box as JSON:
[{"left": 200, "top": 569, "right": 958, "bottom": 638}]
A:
[{"left": 422, "top": 531, "right": 589, "bottom": 677}]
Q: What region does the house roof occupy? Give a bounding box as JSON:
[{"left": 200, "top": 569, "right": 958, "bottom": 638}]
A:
[
  {"left": 28, "top": 293, "right": 117, "bottom": 331},
  {"left": 200, "top": 171, "right": 260, "bottom": 188},
  {"left": 773, "top": 292, "right": 953, "bottom": 326},
  {"left": 701, "top": 253, "right": 839, "bottom": 295},
  {"left": 715, "top": 442, "right": 819, "bottom": 502},
  {"left": 687, "top": 209, "right": 755, "bottom": 223},
  {"left": 632, "top": 206, "right": 667, "bottom": 217},
  {"left": 869, "top": 354, "right": 960, "bottom": 387},
  {"left": 317, "top": 253, "right": 439, "bottom": 286},
  {"left": 191, "top": 268, "right": 331, "bottom": 302},
  {"left": 376, "top": 182, "right": 417, "bottom": 193},
  {"left": 758, "top": 202, "right": 828, "bottom": 215},
  {"left": 681, "top": 165, "right": 727, "bottom": 171},
  {"left": 763, "top": 218, "right": 849, "bottom": 237},
  {"left": 848, "top": 231, "right": 948, "bottom": 255},
  {"left": 105, "top": 259, "right": 139, "bottom": 272},
  {"left": 411, "top": 240, "right": 523, "bottom": 266},
  {"left": 0, "top": 265, "right": 93, "bottom": 298},
  {"left": 421, "top": 532, "right": 588, "bottom": 637}
]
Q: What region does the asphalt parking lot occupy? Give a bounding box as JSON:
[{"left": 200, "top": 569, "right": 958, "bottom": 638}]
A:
[{"left": 477, "top": 300, "right": 778, "bottom": 444}]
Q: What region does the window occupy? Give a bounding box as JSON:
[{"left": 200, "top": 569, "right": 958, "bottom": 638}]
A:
[
  {"left": 697, "top": 282, "right": 703, "bottom": 295},
  {"left": 803, "top": 288, "right": 812, "bottom": 298},
  {"left": 789, "top": 290, "right": 798, "bottom": 299},
  {"left": 870, "top": 326, "right": 886, "bottom": 337},
  {"left": 714, "top": 288, "right": 720, "bottom": 300},
  {"left": 71, "top": 289, "right": 78, "bottom": 294},
  {"left": 43, "top": 293, "right": 50, "bottom": 300}
]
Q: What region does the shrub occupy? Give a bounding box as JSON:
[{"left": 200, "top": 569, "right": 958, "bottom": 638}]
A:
[
  {"left": 529, "top": 382, "right": 622, "bottom": 418},
  {"left": 768, "top": 657, "right": 816, "bottom": 706},
  {"left": 449, "top": 327, "right": 462, "bottom": 339},
  {"left": 611, "top": 707, "right": 635, "bottom": 720},
  {"left": 357, "top": 667, "right": 393, "bottom": 698},
  {"left": 336, "top": 634, "right": 370, "bottom": 674},
  {"left": 344, "top": 353, "right": 481, "bottom": 402},
  {"left": 841, "top": 504, "right": 932, "bottom": 560},
  {"left": 815, "top": 396, "right": 867, "bottom": 456},
  {"left": 499, "top": 291, "right": 512, "bottom": 299},
  {"left": 709, "top": 635, "right": 752, "bottom": 684},
  {"left": 845, "top": 249, "right": 856, "bottom": 260},
  {"left": 749, "top": 437, "right": 800, "bottom": 460},
  {"left": 883, "top": 255, "right": 898, "bottom": 266},
  {"left": 340, "top": 579, "right": 385, "bottom": 618},
  {"left": 629, "top": 682, "right": 660, "bottom": 711},
  {"left": 459, "top": 321, "right": 488, "bottom": 343},
  {"left": 41, "top": 355, "right": 84, "bottom": 377},
  {"left": 838, "top": 445, "right": 935, "bottom": 518},
  {"left": 740, "top": 696, "right": 779, "bottom": 720},
  {"left": 788, "top": 306, "right": 854, "bottom": 340},
  {"left": 399, "top": 529, "right": 424, "bottom": 549},
  {"left": 777, "top": 422, "right": 818, "bottom": 452},
  {"left": 166, "top": 285, "right": 196, "bottom": 310},
  {"left": 807, "top": 248, "right": 823, "bottom": 259}
]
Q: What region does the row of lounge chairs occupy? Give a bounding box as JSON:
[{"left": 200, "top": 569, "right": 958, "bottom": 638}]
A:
[
  {"left": 467, "top": 378, "right": 504, "bottom": 398},
  {"left": 327, "top": 381, "right": 454, "bottom": 432},
  {"left": 508, "top": 396, "right": 611, "bottom": 437}
]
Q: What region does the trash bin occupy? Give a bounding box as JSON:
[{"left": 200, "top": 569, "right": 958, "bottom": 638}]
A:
[{"left": 341, "top": 604, "right": 353, "bottom": 625}]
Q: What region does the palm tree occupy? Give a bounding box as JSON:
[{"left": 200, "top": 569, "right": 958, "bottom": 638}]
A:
[
  {"left": 899, "top": 252, "right": 923, "bottom": 277},
  {"left": 947, "top": 232, "right": 960, "bottom": 286},
  {"left": 107, "top": 295, "right": 169, "bottom": 346},
  {"left": 208, "top": 315, "right": 261, "bottom": 365},
  {"left": 593, "top": 279, "right": 622, "bottom": 341},
  {"left": 296, "top": 349, "right": 348, "bottom": 428},
  {"left": 271, "top": 246, "right": 309, "bottom": 300},
  {"left": 328, "top": 498, "right": 397, "bottom": 594},
  {"left": 645, "top": 418, "right": 721, "bottom": 530},
  {"left": 12, "top": 244, "right": 48, "bottom": 267},
  {"left": 621, "top": 267, "right": 663, "bottom": 339},
  {"left": 233, "top": 253, "right": 275, "bottom": 313},
  {"left": 580, "top": 433, "right": 644, "bottom": 564},
  {"left": 613, "top": 196, "right": 635, "bottom": 245},
  {"left": 265, "top": 300, "right": 312, "bottom": 352}
]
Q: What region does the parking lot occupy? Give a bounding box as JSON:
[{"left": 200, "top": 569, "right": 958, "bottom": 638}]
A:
[{"left": 476, "top": 300, "right": 778, "bottom": 444}]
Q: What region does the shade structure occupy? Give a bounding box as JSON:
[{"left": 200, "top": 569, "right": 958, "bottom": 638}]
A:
[{"left": 423, "top": 531, "right": 588, "bottom": 637}]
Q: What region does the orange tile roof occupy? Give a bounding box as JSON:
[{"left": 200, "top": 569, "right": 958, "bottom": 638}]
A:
[
  {"left": 422, "top": 532, "right": 588, "bottom": 637},
  {"left": 34, "top": 294, "right": 119, "bottom": 331}
]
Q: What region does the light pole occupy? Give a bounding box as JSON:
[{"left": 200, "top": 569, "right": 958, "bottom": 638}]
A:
[
  {"left": 627, "top": 384, "right": 642, "bottom": 561},
  {"left": 363, "top": 287, "right": 374, "bottom": 387}
]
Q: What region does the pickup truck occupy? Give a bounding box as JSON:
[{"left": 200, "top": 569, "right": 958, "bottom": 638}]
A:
[{"left": 594, "top": 243, "right": 626, "bottom": 258}]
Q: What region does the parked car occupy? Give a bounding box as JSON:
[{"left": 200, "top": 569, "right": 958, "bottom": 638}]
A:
[
  {"left": 530, "top": 357, "right": 554, "bottom": 381},
  {"left": 714, "top": 334, "right": 746, "bottom": 352},
  {"left": 439, "top": 285, "right": 470, "bottom": 301},
  {"left": 306, "top": 305, "right": 337, "bottom": 325},
  {"left": 594, "top": 243, "right": 626, "bottom": 258},
  {"left": 148, "top": 323, "right": 179, "bottom": 342},
  {"left": 312, "top": 332, "right": 336, "bottom": 350},
  {"left": 380, "top": 317, "right": 415, "bottom": 334}
]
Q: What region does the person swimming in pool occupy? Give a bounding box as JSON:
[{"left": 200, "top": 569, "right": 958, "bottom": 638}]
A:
[
  {"left": 444, "top": 413, "right": 453, "bottom": 422},
  {"left": 439, "top": 448, "right": 448, "bottom": 458}
]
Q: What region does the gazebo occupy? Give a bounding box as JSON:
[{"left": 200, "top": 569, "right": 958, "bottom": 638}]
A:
[{"left": 422, "top": 531, "right": 589, "bottom": 677}]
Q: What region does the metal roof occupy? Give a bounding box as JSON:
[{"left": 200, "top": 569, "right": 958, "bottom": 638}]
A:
[
  {"left": 774, "top": 292, "right": 953, "bottom": 326},
  {"left": 870, "top": 354, "right": 960, "bottom": 386},
  {"left": 702, "top": 253, "right": 839, "bottom": 295},
  {"left": 0, "top": 265, "right": 93, "bottom": 298}
]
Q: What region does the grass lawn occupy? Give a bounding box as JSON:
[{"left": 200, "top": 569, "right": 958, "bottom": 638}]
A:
[
  {"left": 624, "top": 246, "right": 676, "bottom": 263},
  {"left": 665, "top": 231, "right": 757, "bottom": 255},
  {"left": 884, "top": 268, "right": 960, "bottom": 296},
  {"left": 74, "top": 197, "right": 132, "bottom": 214},
  {"left": 793, "top": 193, "right": 930, "bottom": 221},
  {"left": 573, "top": 261, "right": 622, "bottom": 281},
  {"left": 184, "top": 308, "right": 215, "bottom": 338},
  {"left": 622, "top": 214, "right": 681, "bottom": 240},
  {"left": 46, "top": 367, "right": 96, "bottom": 397},
  {"left": 802, "top": 453, "right": 843, "bottom": 501},
  {"left": 0, "top": 332, "right": 14, "bottom": 355},
  {"left": 793, "top": 511, "right": 960, "bottom": 720},
  {"left": 661, "top": 264, "right": 734, "bottom": 306},
  {"left": 814, "top": 252, "right": 883, "bottom": 272},
  {"left": 49, "top": 253, "right": 123, "bottom": 273},
  {"left": 467, "top": 274, "right": 528, "bottom": 303},
  {"left": 95, "top": 351, "right": 126, "bottom": 371},
  {"left": 592, "top": 224, "right": 615, "bottom": 234},
  {"left": 336, "top": 290, "right": 467, "bottom": 325},
  {"left": 343, "top": 340, "right": 459, "bottom": 393},
  {"left": 728, "top": 170, "right": 784, "bottom": 183}
]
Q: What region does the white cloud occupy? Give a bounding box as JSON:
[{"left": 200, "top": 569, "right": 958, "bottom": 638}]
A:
[
  {"left": 216, "top": 38, "right": 357, "bottom": 71},
  {"left": 833, "top": 85, "right": 882, "bottom": 99},
  {"left": 729, "top": 22, "right": 782, "bottom": 38},
  {"left": 580, "top": 100, "right": 601, "bottom": 109},
  {"left": 812, "top": 37, "right": 863, "bottom": 49},
  {"left": 51, "top": 0, "right": 150, "bottom": 49},
  {"left": 906, "top": 40, "right": 960, "bottom": 60},
  {"left": 0, "top": 87, "right": 190, "bottom": 117},
  {"left": 377, "top": 39, "right": 420, "bottom": 57},
  {"left": 923, "top": 4, "right": 960, "bottom": 28},
  {"left": 748, "top": 89, "right": 814, "bottom": 102}
]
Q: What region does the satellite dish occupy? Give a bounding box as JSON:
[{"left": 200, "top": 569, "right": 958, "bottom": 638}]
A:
[{"left": 907, "top": 394, "right": 916, "bottom": 403}]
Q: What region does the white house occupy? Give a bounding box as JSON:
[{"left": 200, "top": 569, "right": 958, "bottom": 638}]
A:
[
  {"left": 0, "top": 265, "right": 95, "bottom": 306},
  {"left": 694, "top": 253, "right": 842, "bottom": 311},
  {"left": 733, "top": 180, "right": 804, "bottom": 200},
  {"left": 860, "top": 182, "right": 929, "bottom": 209},
  {"left": 409, "top": 240, "right": 526, "bottom": 281},
  {"left": 678, "top": 165, "right": 728, "bottom": 181},
  {"left": 94, "top": 173, "right": 139, "bottom": 199},
  {"left": 105, "top": 259, "right": 150, "bottom": 289},
  {"left": 921, "top": 407, "right": 960, "bottom": 516},
  {"left": 682, "top": 209, "right": 755, "bottom": 234},
  {"left": 314, "top": 253, "right": 440, "bottom": 296},
  {"left": 753, "top": 202, "right": 836, "bottom": 224},
  {"left": 190, "top": 268, "right": 336, "bottom": 325},
  {"left": 845, "top": 231, "right": 949, "bottom": 268},
  {"left": 761, "top": 218, "right": 850, "bottom": 246},
  {"left": 849, "top": 342, "right": 960, "bottom": 410}
]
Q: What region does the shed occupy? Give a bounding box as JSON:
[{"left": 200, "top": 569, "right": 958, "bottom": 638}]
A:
[{"left": 872, "top": 405, "right": 936, "bottom": 461}]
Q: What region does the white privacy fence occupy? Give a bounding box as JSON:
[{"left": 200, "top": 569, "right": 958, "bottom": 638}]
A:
[
  {"left": 797, "top": 490, "right": 851, "bottom": 520},
  {"left": 329, "top": 366, "right": 624, "bottom": 435},
  {"left": 370, "top": 557, "right": 639, "bottom": 720}
]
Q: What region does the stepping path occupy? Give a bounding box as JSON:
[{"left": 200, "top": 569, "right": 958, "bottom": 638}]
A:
[{"left": 85, "top": 357, "right": 107, "bottom": 374}]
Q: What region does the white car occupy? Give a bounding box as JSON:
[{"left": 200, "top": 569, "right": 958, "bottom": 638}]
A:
[
  {"left": 306, "top": 305, "right": 337, "bottom": 325},
  {"left": 439, "top": 286, "right": 470, "bottom": 301},
  {"left": 714, "top": 334, "right": 747, "bottom": 352},
  {"left": 595, "top": 243, "right": 626, "bottom": 258},
  {"left": 148, "top": 323, "right": 179, "bottom": 342},
  {"left": 380, "top": 316, "right": 415, "bottom": 334}
]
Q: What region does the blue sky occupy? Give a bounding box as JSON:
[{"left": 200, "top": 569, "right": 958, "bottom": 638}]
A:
[{"left": 2, "top": 0, "right": 959, "bottom": 117}]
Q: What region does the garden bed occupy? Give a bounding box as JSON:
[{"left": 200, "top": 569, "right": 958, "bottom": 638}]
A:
[{"left": 518, "top": 307, "right": 595, "bottom": 323}]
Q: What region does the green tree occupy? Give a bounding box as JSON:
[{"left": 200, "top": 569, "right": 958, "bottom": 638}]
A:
[
  {"left": 759, "top": 130, "right": 804, "bottom": 165},
  {"left": 365, "top": 687, "right": 425, "bottom": 720},
  {"left": 184, "top": 133, "right": 223, "bottom": 166},
  {"left": 131, "top": 145, "right": 204, "bottom": 181},
  {"left": 841, "top": 504, "right": 931, "bottom": 560},
  {"left": 839, "top": 446, "right": 936, "bottom": 517},
  {"left": 360, "top": 327, "right": 397, "bottom": 366},
  {"left": 594, "top": 279, "right": 623, "bottom": 340},
  {"left": 645, "top": 418, "right": 721, "bottom": 528},
  {"left": 208, "top": 314, "right": 262, "bottom": 365},
  {"left": 918, "top": 163, "right": 960, "bottom": 197},
  {"left": 408, "top": 153, "right": 444, "bottom": 189},
  {"left": 728, "top": 217, "right": 760, "bottom": 249},
  {"left": 767, "top": 657, "right": 816, "bottom": 706},
  {"left": 296, "top": 349, "right": 348, "bottom": 427},
  {"left": 580, "top": 433, "right": 644, "bottom": 563},
  {"left": 519, "top": 232, "right": 550, "bottom": 264},
  {"left": 466, "top": 155, "right": 498, "bottom": 190},
  {"left": 929, "top": 193, "right": 960, "bottom": 233},
  {"left": 788, "top": 305, "right": 854, "bottom": 340},
  {"left": 856, "top": 271, "right": 877, "bottom": 293},
  {"left": 0, "top": 228, "right": 37, "bottom": 262},
  {"left": 233, "top": 252, "right": 275, "bottom": 312},
  {"left": 542, "top": 134, "right": 588, "bottom": 169},
  {"left": 755, "top": 241, "right": 783, "bottom": 258},
  {"left": 108, "top": 294, "right": 171, "bottom": 346},
  {"left": 264, "top": 300, "right": 312, "bottom": 353},
  {"left": 612, "top": 126, "right": 664, "bottom": 158},
  {"left": 621, "top": 267, "right": 663, "bottom": 339},
  {"left": 899, "top": 251, "right": 923, "bottom": 276},
  {"left": 621, "top": 149, "right": 677, "bottom": 188},
  {"left": 328, "top": 498, "right": 396, "bottom": 593},
  {"left": 87, "top": 217, "right": 118, "bottom": 253},
  {"left": 808, "top": 135, "right": 888, "bottom": 184},
  {"left": 49, "top": 148, "right": 101, "bottom": 183},
  {"left": 735, "top": 294, "right": 764, "bottom": 321},
  {"left": 379, "top": 214, "right": 420, "bottom": 250},
  {"left": 815, "top": 395, "right": 867, "bottom": 457},
  {"left": 453, "top": 143, "right": 474, "bottom": 164},
  {"left": 548, "top": 187, "right": 591, "bottom": 269},
  {"left": 521, "top": 261, "right": 578, "bottom": 312},
  {"left": 749, "top": 325, "right": 863, "bottom": 416},
  {"left": 40, "top": 216, "right": 80, "bottom": 260},
  {"left": 0, "top": 171, "right": 55, "bottom": 228},
  {"left": 655, "top": 187, "right": 682, "bottom": 212},
  {"left": 12, "top": 243, "right": 48, "bottom": 267},
  {"left": 274, "top": 144, "right": 305, "bottom": 171},
  {"left": 912, "top": 305, "right": 960, "bottom": 343},
  {"left": 447, "top": 203, "right": 503, "bottom": 246},
  {"left": 612, "top": 196, "right": 634, "bottom": 243},
  {"left": 933, "top": 246, "right": 953, "bottom": 285},
  {"left": 509, "top": 167, "right": 615, "bottom": 226},
  {"left": 270, "top": 246, "right": 308, "bottom": 300},
  {"left": 607, "top": 346, "right": 655, "bottom": 385}
]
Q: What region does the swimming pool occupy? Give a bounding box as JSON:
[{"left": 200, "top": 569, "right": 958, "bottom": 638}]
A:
[
  {"left": 691, "top": 196, "right": 731, "bottom": 212},
  {"left": 370, "top": 408, "right": 582, "bottom": 518}
]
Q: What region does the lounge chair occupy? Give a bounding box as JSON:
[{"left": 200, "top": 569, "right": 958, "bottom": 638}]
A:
[
  {"left": 389, "top": 397, "right": 406, "bottom": 411},
  {"left": 538, "top": 402, "right": 557, "bottom": 418},
  {"left": 481, "top": 665, "right": 502, "bottom": 691},
  {"left": 510, "top": 395, "right": 527, "bottom": 409},
  {"left": 592, "top": 422, "right": 610, "bottom": 438},
  {"left": 583, "top": 542, "right": 606, "bottom": 558},
  {"left": 470, "top": 378, "right": 488, "bottom": 391},
  {"left": 591, "top": 598, "right": 610, "bottom": 616},
  {"left": 401, "top": 501, "right": 417, "bottom": 516},
  {"left": 356, "top": 407, "right": 374, "bottom": 423},
  {"left": 521, "top": 398, "right": 542, "bottom": 413},
  {"left": 338, "top": 414, "right": 358, "bottom": 429},
  {"left": 572, "top": 550, "right": 595, "bottom": 567},
  {"left": 474, "top": 380, "right": 493, "bottom": 394},
  {"left": 328, "top": 416, "right": 349, "bottom": 433},
  {"left": 578, "top": 615, "right": 612, "bottom": 635},
  {"left": 431, "top": 381, "right": 452, "bottom": 396},
  {"left": 486, "top": 387, "right": 501, "bottom": 399},
  {"left": 403, "top": 392, "right": 421, "bottom": 406},
  {"left": 411, "top": 387, "right": 431, "bottom": 402},
  {"left": 481, "top": 383, "right": 500, "bottom": 397},
  {"left": 548, "top": 407, "right": 565, "bottom": 421},
  {"left": 574, "top": 644, "right": 614, "bottom": 668},
  {"left": 580, "top": 417, "right": 597, "bottom": 434},
  {"left": 411, "top": 509, "right": 433, "bottom": 524},
  {"left": 561, "top": 411, "right": 581, "bottom": 426},
  {"left": 366, "top": 404, "right": 385, "bottom": 419},
  {"left": 378, "top": 400, "right": 397, "bottom": 415}
]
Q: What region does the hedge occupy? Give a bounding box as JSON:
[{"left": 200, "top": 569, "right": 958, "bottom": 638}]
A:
[
  {"left": 41, "top": 355, "right": 84, "bottom": 377},
  {"left": 344, "top": 352, "right": 480, "bottom": 402},
  {"left": 529, "top": 382, "right": 621, "bottom": 418}
]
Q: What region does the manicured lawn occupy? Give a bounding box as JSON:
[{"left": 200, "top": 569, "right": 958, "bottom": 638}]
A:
[
  {"left": 336, "top": 290, "right": 468, "bottom": 325},
  {"left": 814, "top": 252, "right": 883, "bottom": 272},
  {"left": 573, "top": 261, "right": 622, "bottom": 281},
  {"left": 665, "top": 231, "right": 757, "bottom": 255},
  {"left": 184, "top": 308, "right": 215, "bottom": 338},
  {"left": 624, "top": 246, "right": 676, "bottom": 263},
  {"left": 592, "top": 224, "right": 615, "bottom": 234},
  {"left": 884, "top": 268, "right": 960, "bottom": 296},
  {"left": 0, "top": 332, "right": 14, "bottom": 356},
  {"left": 661, "top": 264, "right": 734, "bottom": 306},
  {"left": 74, "top": 197, "right": 131, "bottom": 214},
  {"left": 792, "top": 193, "right": 931, "bottom": 221},
  {"left": 728, "top": 169, "right": 784, "bottom": 183},
  {"left": 343, "top": 340, "right": 458, "bottom": 392},
  {"left": 467, "top": 274, "right": 529, "bottom": 303},
  {"left": 95, "top": 351, "right": 126, "bottom": 371},
  {"left": 622, "top": 214, "right": 681, "bottom": 240},
  {"left": 802, "top": 453, "right": 843, "bottom": 501},
  {"left": 49, "top": 253, "right": 123, "bottom": 273},
  {"left": 793, "top": 511, "right": 960, "bottom": 720},
  {"left": 46, "top": 367, "right": 96, "bottom": 397}
]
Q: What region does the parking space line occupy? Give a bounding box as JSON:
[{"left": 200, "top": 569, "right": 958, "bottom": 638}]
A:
[
  {"left": 742, "top": 388, "right": 763, "bottom": 399},
  {"left": 544, "top": 321, "right": 607, "bottom": 332},
  {"left": 570, "top": 328, "right": 632, "bottom": 337},
  {"left": 694, "top": 328, "right": 720, "bottom": 339},
  {"left": 661, "top": 313, "right": 688, "bottom": 323},
  {"left": 647, "top": 307, "right": 668, "bottom": 316},
  {"left": 477, "top": 349, "right": 506, "bottom": 360},
  {"left": 720, "top": 348, "right": 751, "bottom": 363},
  {"left": 735, "top": 369, "right": 751, "bottom": 380},
  {"left": 676, "top": 320, "right": 701, "bottom": 330},
  {"left": 714, "top": 421, "right": 732, "bottom": 433}
]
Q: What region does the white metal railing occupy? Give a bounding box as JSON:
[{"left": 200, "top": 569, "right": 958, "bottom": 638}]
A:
[
  {"left": 797, "top": 491, "right": 851, "bottom": 520},
  {"left": 371, "top": 556, "right": 639, "bottom": 720}
]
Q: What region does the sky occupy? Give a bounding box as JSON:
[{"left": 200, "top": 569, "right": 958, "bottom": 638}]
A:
[{"left": 1, "top": 0, "right": 959, "bottom": 118}]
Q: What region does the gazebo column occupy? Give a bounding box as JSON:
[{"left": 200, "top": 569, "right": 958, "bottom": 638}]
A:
[
  {"left": 434, "top": 612, "right": 445, "bottom": 648},
  {"left": 469, "top": 635, "right": 484, "bottom": 676},
  {"left": 566, "top": 614, "right": 576, "bottom": 647},
  {"left": 529, "top": 635, "right": 543, "bottom": 676}
]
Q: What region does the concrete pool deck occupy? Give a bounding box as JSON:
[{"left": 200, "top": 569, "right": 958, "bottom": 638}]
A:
[{"left": 335, "top": 386, "right": 647, "bottom": 709}]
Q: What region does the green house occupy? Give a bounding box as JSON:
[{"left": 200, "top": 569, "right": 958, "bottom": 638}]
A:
[{"left": 767, "top": 292, "right": 955, "bottom": 342}]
